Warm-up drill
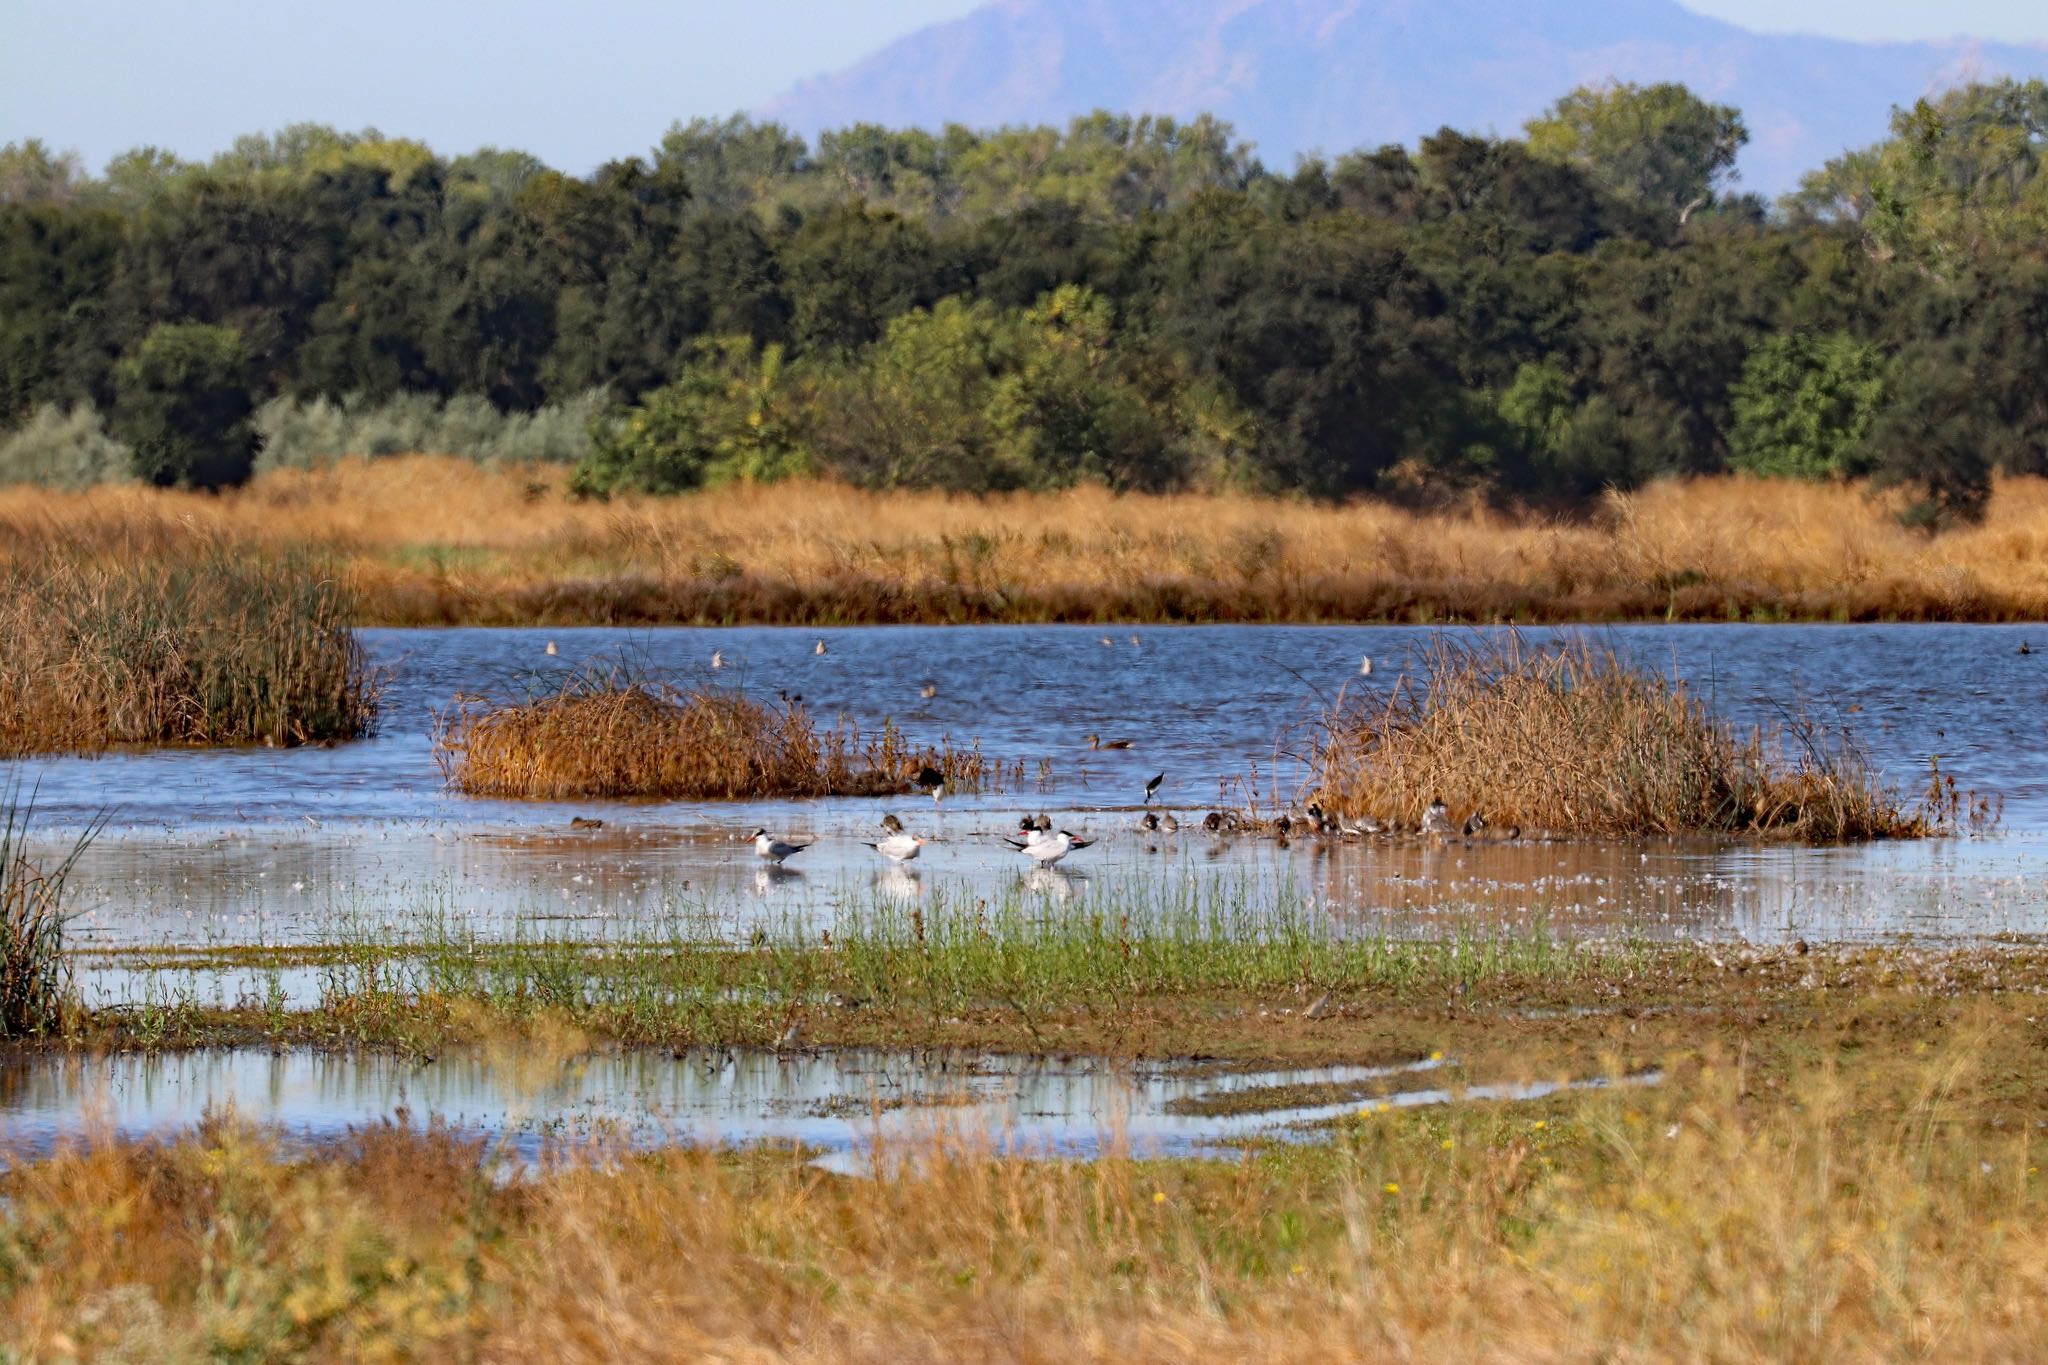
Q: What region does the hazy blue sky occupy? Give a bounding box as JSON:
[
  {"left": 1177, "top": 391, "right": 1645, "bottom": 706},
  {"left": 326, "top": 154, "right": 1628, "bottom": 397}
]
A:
[{"left": 4, "top": 0, "right": 2045, "bottom": 173}]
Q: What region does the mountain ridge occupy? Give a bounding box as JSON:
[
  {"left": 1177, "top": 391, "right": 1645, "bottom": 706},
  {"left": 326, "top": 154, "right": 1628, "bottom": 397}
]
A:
[{"left": 759, "top": 0, "right": 2048, "bottom": 194}]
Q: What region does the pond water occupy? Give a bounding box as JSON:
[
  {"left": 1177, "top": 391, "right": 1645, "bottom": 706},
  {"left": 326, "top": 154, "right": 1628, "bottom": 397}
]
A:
[
  {"left": 8, "top": 623, "right": 2048, "bottom": 948},
  {"left": 0, "top": 1044, "right": 1650, "bottom": 1169}
]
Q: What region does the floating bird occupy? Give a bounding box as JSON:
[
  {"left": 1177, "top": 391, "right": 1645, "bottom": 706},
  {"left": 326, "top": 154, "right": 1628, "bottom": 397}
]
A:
[
  {"left": 1339, "top": 815, "right": 1384, "bottom": 837},
  {"left": 750, "top": 829, "right": 812, "bottom": 865},
  {"left": 815, "top": 639, "right": 828, "bottom": 655},
  {"left": 920, "top": 682, "right": 938, "bottom": 699},
  {"left": 711, "top": 650, "right": 724, "bottom": 669},
  {"left": 1017, "top": 830, "right": 1093, "bottom": 866},
  {"left": 1421, "top": 798, "right": 1454, "bottom": 836},
  {"left": 880, "top": 812, "right": 905, "bottom": 835},
  {"left": 1144, "top": 772, "right": 1165, "bottom": 804},
  {"left": 866, "top": 832, "right": 926, "bottom": 863},
  {"left": 1360, "top": 655, "right": 1372, "bottom": 676},
  {"left": 545, "top": 641, "right": 559, "bottom": 656},
  {"left": 569, "top": 816, "right": 604, "bottom": 830},
  {"left": 1087, "top": 733, "right": 1134, "bottom": 750},
  {"left": 1099, "top": 636, "right": 1115, "bottom": 646},
  {"left": 2021, "top": 641, "right": 2034, "bottom": 656}
]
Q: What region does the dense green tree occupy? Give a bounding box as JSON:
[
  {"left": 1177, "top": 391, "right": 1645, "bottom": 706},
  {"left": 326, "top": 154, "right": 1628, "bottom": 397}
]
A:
[
  {"left": 574, "top": 336, "right": 803, "bottom": 494},
  {"left": 1525, "top": 82, "right": 1747, "bottom": 221},
  {"left": 113, "top": 322, "right": 257, "bottom": 488},
  {"left": 1726, "top": 332, "right": 1885, "bottom": 479}
]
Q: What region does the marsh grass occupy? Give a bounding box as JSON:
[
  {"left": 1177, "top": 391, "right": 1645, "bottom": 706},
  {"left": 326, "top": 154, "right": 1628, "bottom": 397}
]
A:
[
  {"left": 0, "top": 542, "right": 379, "bottom": 754},
  {"left": 275, "top": 879, "right": 1660, "bottom": 1051},
  {"left": 17, "top": 458, "right": 2048, "bottom": 626},
  {"left": 433, "top": 662, "right": 1009, "bottom": 799},
  {"left": 0, "top": 790, "right": 101, "bottom": 1036},
  {"left": 3, "top": 1038, "right": 2043, "bottom": 1360},
  {"left": 1310, "top": 635, "right": 1926, "bottom": 839}
]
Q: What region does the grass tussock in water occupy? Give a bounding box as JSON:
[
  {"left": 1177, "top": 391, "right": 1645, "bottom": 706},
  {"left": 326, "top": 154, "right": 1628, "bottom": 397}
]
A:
[
  {"left": 3, "top": 1039, "right": 2044, "bottom": 1361},
  {"left": 18, "top": 458, "right": 2048, "bottom": 625},
  {"left": 0, "top": 538, "right": 378, "bottom": 754},
  {"left": 0, "top": 791, "right": 97, "bottom": 1037},
  {"left": 1312, "top": 635, "right": 1926, "bottom": 839},
  {"left": 434, "top": 665, "right": 1004, "bottom": 800}
]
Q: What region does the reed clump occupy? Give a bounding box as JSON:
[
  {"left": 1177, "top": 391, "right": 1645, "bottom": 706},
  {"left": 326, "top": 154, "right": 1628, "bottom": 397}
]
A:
[
  {"left": 434, "top": 666, "right": 999, "bottom": 800},
  {"left": 1312, "top": 635, "right": 1923, "bottom": 839},
  {"left": 0, "top": 544, "right": 379, "bottom": 754},
  {"left": 0, "top": 791, "right": 98, "bottom": 1037}
]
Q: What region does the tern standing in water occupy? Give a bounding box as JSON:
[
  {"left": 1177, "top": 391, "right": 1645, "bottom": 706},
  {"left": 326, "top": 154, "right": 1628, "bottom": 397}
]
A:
[
  {"left": 1016, "top": 829, "right": 1093, "bottom": 867},
  {"left": 750, "top": 829, "right": 813, "bottom": 865},
  {"left": 866, "top": 832, "right": 926, "bottom": 863}
]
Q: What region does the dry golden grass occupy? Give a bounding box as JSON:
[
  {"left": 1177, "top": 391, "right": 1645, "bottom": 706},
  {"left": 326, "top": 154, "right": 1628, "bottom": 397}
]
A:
[
  {"left": 1311, "top": 636, "right": 1925, "bottom": 839},
  {"left": 434, "top": 666, "right": 1005, "bottom": 800},
  {"left": 8, "top": 457, "right": 2048, "bottom": 623},
  {"left": 5, "top": 1037, "right": 2044, "bottom": 1362},
  {"left": 0, "top": 542, "right": 378, "bottom": 755}
]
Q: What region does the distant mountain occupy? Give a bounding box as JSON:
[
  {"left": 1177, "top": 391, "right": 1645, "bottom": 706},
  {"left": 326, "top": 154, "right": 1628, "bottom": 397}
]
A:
[{"left": 761, "top": 0, "right": 2048, "bottom": 195}]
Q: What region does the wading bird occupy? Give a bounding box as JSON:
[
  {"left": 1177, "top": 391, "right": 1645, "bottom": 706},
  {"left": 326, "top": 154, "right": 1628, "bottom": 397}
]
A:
[
  {"left": 1144, "top": 772, "right": 1165, "bottom": 804},
  {"left": 866, "top": 832, "right": 926, "bottom": 863},
  {"left": 915, "top": 767, "right": 946, "bottom": 805},
  {"left": 1016, "top": 829, "right": 1092, "bottom": 867},
  {"left": 750, "top": 829, "right": 812, "bottom": 864}
]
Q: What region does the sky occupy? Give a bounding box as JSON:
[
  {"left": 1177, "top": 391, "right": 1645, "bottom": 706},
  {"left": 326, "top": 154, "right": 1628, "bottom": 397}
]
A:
[{"left": 4, "top": 0, "right": 2046, "bottom": 174}]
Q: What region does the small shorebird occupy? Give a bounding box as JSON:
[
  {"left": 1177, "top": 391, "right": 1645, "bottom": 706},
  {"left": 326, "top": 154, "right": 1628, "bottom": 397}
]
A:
[
  {"left": 750, "top": 829, "right": 812, "bottom": 864},
  {"left": 880, "top": 812, "right": 905, "bottom": 834},
  {"left": 1339, "top": 815, "right": 1384, "bottom": 837},
  {"left": 1087, "top": 733, "right": 1134, "bottom": 750},
  {"left": 866, "top": 832, "right": 926, "bottom": 863},
  {"left": 915, "top": 767, "right": 945, "bottom": 806},
  {"left": 1137, "top": 811, "right": 1160, "bottom": 833},
  {"left": 1462, "top": 812, "right": 1488, "bottom": 837},
  {"left": 1143, "top": 772, "right": 1165, "bottom": 804},
  {"left": 1160, "top": 813, "right": 1179, "bottom": 834},
  {"left": 1016, "top": 830, "right": 1092, "bottom": 866},
  {"left": 920, "top": 682, "right": 937, "bottom": 699},
  {"left": 1420, "top": 798, "right": 1454, "bottom": 836}
]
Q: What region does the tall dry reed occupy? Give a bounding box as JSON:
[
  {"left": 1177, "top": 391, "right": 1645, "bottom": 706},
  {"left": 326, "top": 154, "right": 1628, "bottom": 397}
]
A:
[
  {"left": 1310, "top": 635, "right": 1921, "bottom": 839},
  {"left": 0, "top": 543, "right": 379, "bottom": 755},
  {"left": 434, "top": 665, "right": 1002, "bottom": 799},
  {"left": 12, "top": 457, "right": 2048, "bottom": 624}
]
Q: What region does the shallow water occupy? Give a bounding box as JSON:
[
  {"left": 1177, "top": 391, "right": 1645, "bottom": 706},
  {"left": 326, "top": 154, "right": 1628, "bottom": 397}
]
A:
[
  {"left": 0, "top": 1045, "right": 1648, "bottom": 1168},
  {"left": 10, "top": 623, "right": 2048, "bottom": 946}
]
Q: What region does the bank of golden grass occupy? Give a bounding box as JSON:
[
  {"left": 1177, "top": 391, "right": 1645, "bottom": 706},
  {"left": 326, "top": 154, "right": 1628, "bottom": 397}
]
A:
[
  {"left": 4, "top": 1026, "right": 2043, "bottom": 1361},
  {"left": 11, "top": 457, "right": 2048, "bottom": 624},
  {"left": 0, "top": 541, "right": 378, "bottom": 755},
  {"left": 434, "top": 667, "right": 1003, "bottom": 799},
  {"left": 1311, "top": 636, "right": 1928, "bottom": 839}
]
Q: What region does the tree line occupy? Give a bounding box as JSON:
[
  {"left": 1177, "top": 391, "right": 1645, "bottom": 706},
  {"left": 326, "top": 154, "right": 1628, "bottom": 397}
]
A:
[{"left": 2, "top": 78, "right": 2045, "bottom": 522}]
